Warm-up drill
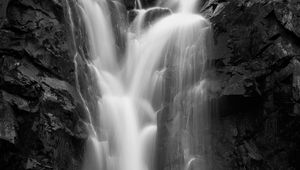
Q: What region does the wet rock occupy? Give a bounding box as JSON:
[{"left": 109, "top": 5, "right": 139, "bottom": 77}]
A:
[
  {"left": 140, "top": 0, "right": 157, "bottom": 8},
  {"left": 0, "top": 100, "right": 17, "bottom": 144},
  {"left": 123, "top": 0, "right": 135, "bottom": 10},
  {"left": 128, "top": 9, "right": 139, "bottom": 23},
  {"left": 0, "top": 0, "right": 87, "bottom": 170},
  {"left": 293, "top": 58, "right": 300, "bottom": 115},
  {"left": 1, "top": 56, "right": 43, "bottom": 100},
  {"left": 4, "top": 0, "right": 75, "bottom": 84},
  {"left": 109, "top": 0, "right": 128, "bottom": 57},
  {"left": 143, "top": 7, "right": 172, "bottom": 26},
  {"left": 123, "top": 0, "right": 157, "bottom": 9},
  {"left": 2, "top": 90, "right": 37, "bottom": 112},
  {"left": 128, "top": 7, "right": 171, "bottom": 28},
  {"left": 274, "top": 0, "right": 300, "bottom": 38},
  {"left": 222, "top": 75, "right": 246, "bottom": 95},
  {"left": 202, "top": 0, "right": 300, "bottom": 169}
]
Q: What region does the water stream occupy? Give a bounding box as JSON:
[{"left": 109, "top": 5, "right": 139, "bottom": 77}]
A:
[{"left": 74, "top": 0, "right": 211, "bottom": 170}]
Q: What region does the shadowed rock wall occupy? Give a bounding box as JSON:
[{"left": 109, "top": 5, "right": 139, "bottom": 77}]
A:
[
  {"left": 202, "top": 0, "right": 300, "bottom": 169},
  {"left": 0, "top": 0, "right": 88, "bottom": 169},
  {"left": 1, "top": 0, "right": 300, "bottom": 170}
]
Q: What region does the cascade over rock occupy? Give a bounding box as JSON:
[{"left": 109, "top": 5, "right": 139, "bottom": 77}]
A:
[{"left": 0, "top": 0, "right": 300, "bottom": 170}]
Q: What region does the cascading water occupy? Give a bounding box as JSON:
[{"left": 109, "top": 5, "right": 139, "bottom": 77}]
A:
[
  {"left": 74, "top": 0, "right": 212, "bottom": 170},
  {"left": 135, "top": 0, "right": 143, "bottom": 9}
]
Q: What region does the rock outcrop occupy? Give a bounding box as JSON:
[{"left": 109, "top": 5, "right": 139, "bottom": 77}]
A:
[
  {"left": 202, "top": 0, "right": 300, "bottom": 169},
  {"left": 1, "top": 0, "right": 300, "bottom": 170},
  {"left": 0, "top": 0, "right": 88, "bottom": 169}
]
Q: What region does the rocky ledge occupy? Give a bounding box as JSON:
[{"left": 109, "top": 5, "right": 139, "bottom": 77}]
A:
[{"left": 1, "top": 0, "right": 300, "bottom": 170}]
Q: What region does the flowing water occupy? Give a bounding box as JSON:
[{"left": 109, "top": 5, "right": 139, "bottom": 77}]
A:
[
  {"left": 135, "top": 0, "right": 143, "bottom": 9},
  {"left": 74, "top": 0, "right": 211, "bottom": 170}
]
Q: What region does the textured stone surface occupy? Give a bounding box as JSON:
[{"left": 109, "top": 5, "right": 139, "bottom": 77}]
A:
[
  {"left": 1, "top": 0, "right": 300, "bottom": 170},
  {"left": 201, "top": 0, "right": 300, "bottom": 169},
  {"left": 128, "top": 7, "right": 171, "bottom": 28},
  {"left": 0, "top": 0, "right": 88, "bottom": 170}
]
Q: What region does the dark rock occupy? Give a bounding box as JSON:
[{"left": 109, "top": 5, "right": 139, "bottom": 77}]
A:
[
  {"left": 0, "top": 99, "right": 17, "bottom": 144},
  {"left": 4, "top": 0, "right": 75, "bottom": 84},
  {"left": 202, "top": 0, "right": 300, "bottom": 169},
  {"left": 128, "top": 7, "right": 171, "bottom": 29},
  {"left": 123, "top": 0, "right": 135, "bottom": 10},
  {"left": 293, "top": 58, "right": 300, "bottom": 115},
  {"left": 128, "top": 9, "right": 139, "bottom": 23},
  {"left": 140, "top": 0, "right": 157, "bottom": 8},
  {"left": 0, "top": 0, "right": 88, "bottom": 169},
  {"left": 109, "top": 0, "right": 128, "bottom": 57},
  {"left": 143, "top": 7, "right": 172, "bottom": 26},
  {"left": 1, "top": 0, "right": 299, "bottom": 169},
  {"left": 123, "top": 0, "right": 157, "bottom": 10},
  {"left": 274, "top": 0, "right": 300, "bottom": 38}
]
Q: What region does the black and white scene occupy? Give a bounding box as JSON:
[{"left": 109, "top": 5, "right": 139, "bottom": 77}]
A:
[{"left": 0, "top": 0, "right": 300, "bottom": 170}]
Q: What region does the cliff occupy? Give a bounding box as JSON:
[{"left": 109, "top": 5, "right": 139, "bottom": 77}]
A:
[
  {"left": 123, "top": 0, "right": 300, "bottom": 169},
  {"left": 0, "top": 0, "right": 87, "bottom": 169},
  {"left": 1, "top": 0, "right": 300, "bottom": 170},
  {"left": 204, "top": 0, "right": 300, "bottom": 169}
]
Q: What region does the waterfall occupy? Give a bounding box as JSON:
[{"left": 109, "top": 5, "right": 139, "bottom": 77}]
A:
[
  {"left": 135, "top": 0, "right": 143, "bottom": 9},
  {"left": 74, "top": 0, "right": 212, "bottom": 170}
]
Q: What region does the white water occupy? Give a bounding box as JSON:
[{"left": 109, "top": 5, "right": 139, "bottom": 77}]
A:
[
  {"left": 135, "top": 0, "right": 143, "bottom": 9},
  {"left": 76, "top": 0, "right": 211, "bottom": 170}
]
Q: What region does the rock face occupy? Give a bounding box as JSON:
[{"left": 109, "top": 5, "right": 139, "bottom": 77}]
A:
[
  {"left": 123, "top": 0, "right": 157, "bottom": 10},
  {"left": 1, "top": 0, "right": 300, "bottom": 170},
  {"left": 201, "top": 0, "right": 300, "bottom": 169},
  {"left": 0, "top": 0, "right": 88, "bottom": 170},
  {"left": 135, "top": 1, "right": 300, "bottom": 170}
]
